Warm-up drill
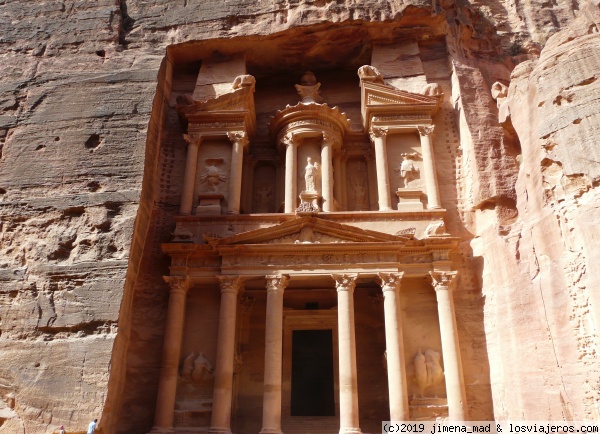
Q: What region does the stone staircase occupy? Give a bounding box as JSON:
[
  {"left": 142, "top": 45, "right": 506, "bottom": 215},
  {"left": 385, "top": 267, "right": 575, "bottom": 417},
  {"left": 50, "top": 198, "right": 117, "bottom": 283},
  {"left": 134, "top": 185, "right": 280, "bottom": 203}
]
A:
[{"left": 282, "top": 416, "right": 339, "bottom": 434}]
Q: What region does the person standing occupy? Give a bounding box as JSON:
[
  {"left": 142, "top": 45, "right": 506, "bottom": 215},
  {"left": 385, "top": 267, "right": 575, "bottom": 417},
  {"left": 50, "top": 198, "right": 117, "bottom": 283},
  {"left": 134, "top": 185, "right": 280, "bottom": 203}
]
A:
[
  {"left": 58, "top": 425, "right": 66, "bottom": 434},
  {"left": 87, "top": 419, "right": 98, "bottom": 434}
]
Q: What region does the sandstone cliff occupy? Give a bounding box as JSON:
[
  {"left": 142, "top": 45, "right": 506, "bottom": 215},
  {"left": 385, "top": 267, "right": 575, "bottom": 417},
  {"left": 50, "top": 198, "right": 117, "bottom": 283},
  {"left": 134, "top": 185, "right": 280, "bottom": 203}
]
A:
[{"left": 0, "top": 0, "right": 598, "bottom": 432}]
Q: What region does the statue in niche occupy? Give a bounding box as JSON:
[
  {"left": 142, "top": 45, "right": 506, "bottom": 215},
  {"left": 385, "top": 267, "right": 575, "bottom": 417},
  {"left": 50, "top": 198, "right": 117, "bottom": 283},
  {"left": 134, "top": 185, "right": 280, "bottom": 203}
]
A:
[
  {"left": 200, "top": 158, "right": 226, "bottom": 192},
  {"left": 395, "top": 153, "right": 420, "bottom": 188},
  {"left": 352, "top": 177, "right": 369, "bottom": 211},
  {"left": 181, "top": 352, "right": 213, "bottom": 384},
  {"left": 304, "top": 157, "right": 320, "bottom": 193},
  {"left": 413, "top": 349, "right": 445, "bottom": 398},
  {"left": 254, "top": 184, "right": 273, "bottom": 213}
]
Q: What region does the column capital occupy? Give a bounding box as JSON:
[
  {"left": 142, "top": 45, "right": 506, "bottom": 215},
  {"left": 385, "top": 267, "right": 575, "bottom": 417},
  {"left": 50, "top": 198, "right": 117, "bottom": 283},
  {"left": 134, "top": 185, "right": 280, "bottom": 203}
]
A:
[
  {"left": 164, "top": 276, "right": 190, "bottom": 295},
  {"left": 227, "top": 131, "right": 249, "bottom": 147},
  {"left": 281, "top": 132, "right": 299, "bottom": 148},
  {"left": 377, "top": 272, "right": 404, "bottom": 292},
  {"left": 217, "top": 275, "right": 243, "bottom": 294},
  {"left": 333, "top": 274, "right": 357, "bottom": 292},
  {"left": 417, "top": 125, "right": 435, "bottom": 137},
  {"left": 369, "top": 126, "right": 388, "bottom": 140},
  {"left": 429, "top": 271, "right": 458, "bottom": 292},
  {"left": 183, "top": 133, "right": 203, "bottom": 147},
  {"left": 322, "top": 131, "right": 337, "bottom": 145},
  {"left": 265, "top": 274, "right": 289, "bottom": 293}
]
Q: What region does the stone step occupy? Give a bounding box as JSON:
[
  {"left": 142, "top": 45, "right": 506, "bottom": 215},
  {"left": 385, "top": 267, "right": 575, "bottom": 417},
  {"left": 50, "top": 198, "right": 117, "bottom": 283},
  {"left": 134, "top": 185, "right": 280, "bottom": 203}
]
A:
[{"left": 282, "top": 416, "right": 339, "bottom": 434}]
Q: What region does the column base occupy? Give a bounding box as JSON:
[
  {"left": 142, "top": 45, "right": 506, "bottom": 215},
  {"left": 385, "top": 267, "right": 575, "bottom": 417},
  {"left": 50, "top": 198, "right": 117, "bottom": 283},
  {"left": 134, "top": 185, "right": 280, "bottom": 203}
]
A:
[
  {"left": 147, "top": 427, "right": 175, "bottom": 434},
  {"left": 260, "top": 429, "right": 283, "bottom": 434},
  {"left": 339, "top": 428, "right": 362, "bottom": 434}
]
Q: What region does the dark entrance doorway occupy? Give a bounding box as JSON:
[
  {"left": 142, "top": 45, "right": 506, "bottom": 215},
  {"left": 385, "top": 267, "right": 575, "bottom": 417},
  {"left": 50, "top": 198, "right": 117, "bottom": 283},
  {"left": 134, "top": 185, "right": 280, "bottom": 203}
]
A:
[{"left": 291, "top": 329, "right": 336, "bottom": 416}]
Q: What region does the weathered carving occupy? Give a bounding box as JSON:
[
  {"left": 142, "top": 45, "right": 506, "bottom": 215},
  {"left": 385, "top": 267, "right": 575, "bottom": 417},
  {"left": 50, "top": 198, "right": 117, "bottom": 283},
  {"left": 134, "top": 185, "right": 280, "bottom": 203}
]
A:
[
  {"left": 232, "top": 74, "right": 256, "bottom": 90},
  {"left": 295, "top": 71, "right": 322, "bottom": 103},
  {"left": 369, "top": 126, "right": 388, "bottom": 140},
  {"left": 217, "top": 275, "right": 242, "bottom": 293},
  {"left": 183, "top": 133, "right": 202, "bottom": 147},
  {"left": 425, "top": 221, "right": 449, "bottom": 237},
  {"left": 351, "top": 177, "right": 369, "bottom": 211},
  {"left": 199, "top": 158, "right": 227, "bottom": 192},
  {"left": 357, "top": 65, "right": 384, "bottom": 84},
  {"left": 414, "top": 349, "right": 445, "bottom": 398},
  {"left": 172, "top": 226, "right": 194, "bottom": 242},
  {"left": 296, "top": 201, "right": 320, "bottom": 213},
  {"left": 395, "top": 153, "right": 420, "bottom": 188},
  {"left": 422, "top": 83, "right": 443, "bottom": 96},
  {"left": 395, "top": 227, "right": 417, "bottom": 236},
  {"left": 181, "top": 352, "right": 214, "bottom": 384},
  {"left": 266, "top": 274, "right": 289, "bottom": 292},
  {"left": 378, "top": 272, "right": 404, "bottom": 291},
  {"left": 253, "top": 184, "right": 273, "bottom": 213}
]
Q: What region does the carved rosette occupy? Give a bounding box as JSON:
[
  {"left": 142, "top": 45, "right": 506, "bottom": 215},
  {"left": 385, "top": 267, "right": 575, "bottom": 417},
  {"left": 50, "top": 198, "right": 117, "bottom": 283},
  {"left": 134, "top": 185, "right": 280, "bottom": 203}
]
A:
[
  {"left": 429, "top": 271, "right": 458, "bottom": 292},
  {"left": 227, "top": 131, "right": 249, "bottom": 147},
  {"left": 332, "top": 274, "right": 357, "bottom": 293},
  {"left": 217, "top": 275, "right": 243, "bottom": 294},
  {"left": 165, "top": 276, "right": 190, "bottom": 295},
  {"left": 377, "top": 272, "right": 404, "bottom": 292},
  {"left": 417, "top": 125, "right": 435, "bottom": 137},
  {"left": 265, "top": 274, "right": 289, "bottom": 293}
]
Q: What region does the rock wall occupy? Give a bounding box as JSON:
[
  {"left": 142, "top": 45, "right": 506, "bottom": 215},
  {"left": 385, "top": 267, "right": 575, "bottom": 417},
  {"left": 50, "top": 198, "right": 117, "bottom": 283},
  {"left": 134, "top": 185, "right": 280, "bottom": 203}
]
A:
[{"left": 0, "top": 0, "right": 598, "bottom": 432}]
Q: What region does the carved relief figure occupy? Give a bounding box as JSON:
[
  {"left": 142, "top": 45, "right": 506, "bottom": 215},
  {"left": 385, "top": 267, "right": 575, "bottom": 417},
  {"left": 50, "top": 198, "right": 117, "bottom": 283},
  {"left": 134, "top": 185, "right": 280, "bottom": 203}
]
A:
[
  {"left": 413, "top": 348, "right": 445, "bottom": 398},
  {"left": 181, "top": 352, "right": 214, "bottom": 384},
  {"left": 304, "top": 157, "right": 320, "bottom": 193},
  {"left": 254, "top": 184, "right": 273, "bottom": 213},
  {"left": 352, "top": 177, "right": 369, "bottom": 211},
  {"left": 396, "top": 153, "right": 420, "bottom": 188},
  {"left": 200, "top": 158, "right": 226, "bottom": 192}
]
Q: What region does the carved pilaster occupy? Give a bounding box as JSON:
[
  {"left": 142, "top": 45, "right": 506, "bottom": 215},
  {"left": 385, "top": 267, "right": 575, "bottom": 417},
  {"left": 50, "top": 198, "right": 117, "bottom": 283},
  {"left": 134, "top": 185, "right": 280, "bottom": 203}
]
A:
[
  {"left": 226, "top": 132, "right": 248, "bottom": 214},
  {"left": 417, "top": 125, "right": 441, "bottom": 209},
  {"left": 283, "top": 133, "right": 299, "bottom": 213},
  {"left": 180, "top": 134, "right": 204, "bottom": 215},
  {"left": 369, "top": 126, "right": 392, "bottom": 211}
]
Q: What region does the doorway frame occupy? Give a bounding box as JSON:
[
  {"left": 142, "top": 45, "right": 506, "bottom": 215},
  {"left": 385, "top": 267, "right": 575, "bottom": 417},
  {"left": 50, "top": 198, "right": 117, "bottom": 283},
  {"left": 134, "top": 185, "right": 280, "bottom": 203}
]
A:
[{"left": 282, "top": 309, "right": 339, "bottom": 420}]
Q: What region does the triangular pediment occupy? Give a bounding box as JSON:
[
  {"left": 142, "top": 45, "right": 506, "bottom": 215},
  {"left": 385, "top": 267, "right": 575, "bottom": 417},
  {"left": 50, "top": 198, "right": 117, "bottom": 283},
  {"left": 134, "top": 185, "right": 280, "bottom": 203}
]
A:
[
  {"left": 363, "top": 81, "right": 440, "bottom": 107},
  {"left": 360, "top": 81, "right": 440, "bottom": 131},
  {"left": 212, "top": 216, "right": 411, "bottom": 246}
]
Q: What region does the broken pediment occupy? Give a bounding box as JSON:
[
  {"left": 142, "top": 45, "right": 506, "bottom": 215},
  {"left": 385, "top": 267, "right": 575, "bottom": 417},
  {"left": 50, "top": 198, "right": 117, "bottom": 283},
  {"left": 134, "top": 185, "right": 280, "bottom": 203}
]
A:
[{"left": 210, "top": 216, "right": 413, "bottom": 247}]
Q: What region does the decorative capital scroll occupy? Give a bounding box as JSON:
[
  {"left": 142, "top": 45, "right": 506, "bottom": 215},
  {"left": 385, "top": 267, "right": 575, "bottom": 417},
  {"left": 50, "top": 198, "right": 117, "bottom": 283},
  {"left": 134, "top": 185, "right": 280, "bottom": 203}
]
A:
[
  {"left": 164, "top": 276, "right": 190, "bottom": 295},
  {"left": 417, "top": 125, "right": 435, "bottom": 137},
  {"left": 183, "top": 133, "right": 203, "bottom": 147},
  {"left": 281, "top": 132, "right": 298, "bottom": 148},
  {"left": 227, "top": 131, "right": 249, "bottom": 147},
  {"left": 265, "top": 274, "right": 289, "bottom": 293},
  {"left": 217, "top": 275, "right": 243, "bottom": 294},
  {"left": 377, "top": 272, "right": 404, "bottom": 292},
  {"left": 332, "top": 274, "right": 357, "bottom": 293},
  {"left": 429, "top": 271, "right": 458, "bottom": 292},
  {"left": 369, "top": 126, "right": 388, "bottom": 140}
]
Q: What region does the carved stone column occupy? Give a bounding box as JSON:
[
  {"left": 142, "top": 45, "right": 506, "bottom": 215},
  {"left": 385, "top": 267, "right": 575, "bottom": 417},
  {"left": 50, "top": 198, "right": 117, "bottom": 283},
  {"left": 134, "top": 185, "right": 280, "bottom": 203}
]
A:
[
  {"left": 227, "top": 131, "right": 249, "bottom": 214},
  {"left": 417, "top": 126, "right": 441, "bottom": 209},
  {"left": 333, "top": 274, "right": 362, "bottom": 434},
  {"left": 260, "top": 275, "right": 289, "bottom": 434},
  {"left": 283, "top": 134, "right": 298, "bottom": 213},
  {"left": 333, "top": 151, "right": 343, "bottom": 210},
  {"left": 180, "top": 134, "right": 202, "bottom": 215},
  {"left": 209, "top": 276, "right": 242, "bottom": 434},
  {"left": 150, "top": 277, "right": 190, "bottom": 433},
  {"left": 369, "top": 127, "right": 392, "bottom": 211},
  {"left": 430, "top": 271, "right": 467, "bottom": 420},
  {"left": 321, "top": 132, "right": 335, "bottom": 212},
  {"left": 378, "top": 272, "right": 410, "bottom": 421}
]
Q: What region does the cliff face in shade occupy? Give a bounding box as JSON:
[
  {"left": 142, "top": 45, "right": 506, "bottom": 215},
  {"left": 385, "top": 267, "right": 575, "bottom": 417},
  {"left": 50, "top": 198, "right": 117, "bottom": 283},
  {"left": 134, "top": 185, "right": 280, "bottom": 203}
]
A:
[{"left": 0, "top": 0, "right": 598, "bottom": 433}]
